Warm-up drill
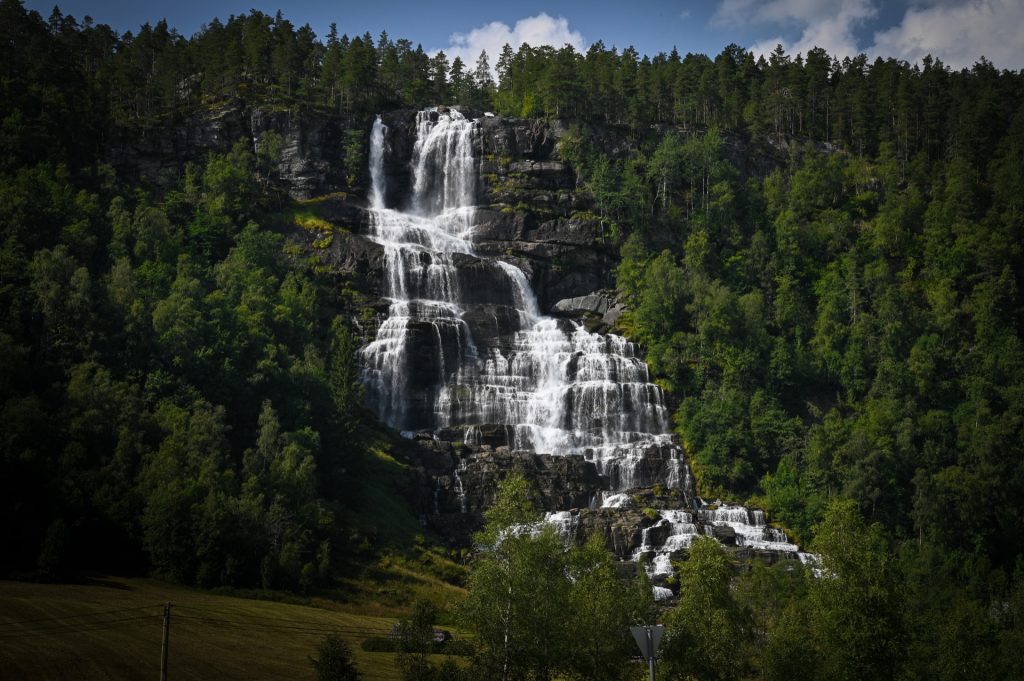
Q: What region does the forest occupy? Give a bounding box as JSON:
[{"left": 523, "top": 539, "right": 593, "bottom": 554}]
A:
[{"left": 1, "top": 1, "right": 1023, "bottom": 679}]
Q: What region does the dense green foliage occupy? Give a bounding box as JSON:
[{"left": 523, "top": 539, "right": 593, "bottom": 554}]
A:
[
  {"left": 0, "top": 1, "right": 395, "bottom": 588},
  {"left": 457, "top": 491, "right": 1024, "bottom": 681},
  {"left": 0, "top": 129, "right": 375, "bottom": 586},
  {"left": 3, "top": 1, "right": 1024, "bottom": 676},
  {"left": 595, "top": 119, "right": 1024, "bottom": 568},
  {"left": 556, "top": 55, "right": 1024, "bottom": 675},
  {"left": 5, "top": 0, "right": 1021, "bottom": 161},
  {"left": 579, "top": 98, "right": 1024, "bottom": 562},
  {"left": 459, "top": 474, "right": 652, "bottom": 681},
  {"left": 312, "top": 634, "right": 362, "bottom": 681}
]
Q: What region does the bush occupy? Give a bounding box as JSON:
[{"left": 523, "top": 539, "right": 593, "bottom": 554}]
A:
[{"left": 311, "top": 634, "right": 361, "bottom": 681}]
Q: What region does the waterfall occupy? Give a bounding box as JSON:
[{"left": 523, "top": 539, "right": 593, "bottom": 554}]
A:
[
  {"left": 369, "top": 116, "right": 386, "bottom": 209},
  {"left": 360, "top": 109, "right": 678, "bottom": 491},
  {"left": 698, "top": 502, "right": 801, "bottom": 553},
  {"left": 632, "top": 510, "right": 698, "bottom": 577},
  {"left": 453, "top": 461, "right": 467, "bottom": 513},
  {"left": 545, "top": 510, "right": 580, "bottom": 540},
  {"left": 360, "top": 110, "right": 477, "bottom": 428}
]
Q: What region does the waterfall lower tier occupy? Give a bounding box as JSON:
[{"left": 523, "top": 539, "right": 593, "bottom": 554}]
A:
[{"left": 543, "top": 499, "right": 812, "bottom": 599}]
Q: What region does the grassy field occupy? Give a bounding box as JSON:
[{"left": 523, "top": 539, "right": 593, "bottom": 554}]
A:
[
  {"left": 0, "top": 575, "right": 463, "bottom": 681},
  {"left": 0, "top": 420, "right": 473, "bottom": 681}
]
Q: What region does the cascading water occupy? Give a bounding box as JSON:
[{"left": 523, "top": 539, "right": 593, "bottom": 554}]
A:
[
  {"left": 540, "top": 496, "right": 811, "bottom": 599},
  {"left": 358, "top": 109, "right": 812, "bottom": 597},
  {"left": 453, "top": 461, "right": 467, "bottom": 514},
  {"left": 636, "top": 510, "right": 698, "bottom": 578},
  {"left": 697, "top": 503, "right": 801, "bottom": 553},
  {"left": 360, "top": 111, "right": 478, "bottom": 428},
  {"left": 360, "top": 109, "right": 684, "bottom": 492}
]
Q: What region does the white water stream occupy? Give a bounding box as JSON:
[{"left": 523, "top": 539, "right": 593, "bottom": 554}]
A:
[
  {"left": 359, "top": 110, "right": 812, "bottom": 597},
  {"left": 359, "top": 109, "right": 682, "bottom": 490}
]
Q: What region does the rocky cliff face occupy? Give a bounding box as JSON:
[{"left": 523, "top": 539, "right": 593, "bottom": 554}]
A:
[
  {"left": 107, "top": 101, "right": 357, "bottom": 199},
  {"left": 400, "top": 429, "right": 805, "bottom": 593},
  {"left": 299, "top": 110, "right": 810, "bottom": 585},
  {"left": 363, "top": 109, "right": 618, "bottom": 314},
  {"left": 183, "top": 105, "right": 808, "bottom": 587}
]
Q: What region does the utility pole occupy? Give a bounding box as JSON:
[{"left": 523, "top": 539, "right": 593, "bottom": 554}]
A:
[
  {"left": 160, "top": 602, "right": 172, "bottom": 681},
  {"left": 646, "top": 627, "right": 655, "bottom": 681}
]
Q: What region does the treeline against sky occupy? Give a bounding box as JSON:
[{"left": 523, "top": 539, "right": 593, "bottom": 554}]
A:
[
  {"left": 3, "top": 0, "right": 1022, "bottom": 172},
  {"left": 2, "top": 5, "right": 1024, "bottom": 673}
]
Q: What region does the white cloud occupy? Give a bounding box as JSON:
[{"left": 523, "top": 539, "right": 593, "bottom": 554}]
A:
[
  {"left": 870, "top": 0, "right": 1024, "bottom": 69},
  {"left": 437, "top": 13, "right": 586, "bottom": 77},
  {"left": 713, "top": 0, "right": 872, "bottom": 28},
  {"left": 712, "top": 0, "right": 1024, "bottom": 70},
  {"left": 680, "top": 9, "right": 691, "bottom": 19},
  {"left": 714, "top": 0, "right": 877, "bottom": 60}
]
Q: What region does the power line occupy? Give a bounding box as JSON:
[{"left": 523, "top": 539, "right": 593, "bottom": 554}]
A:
[
  {"left": 1, "top": 604, "right": 388, "bottom": 638},
  {"left": 172, "top": 612, "right": 386, "bottom": 636},
  {"left": 175, "top": 603, "right": 393, "bottom": 628},
  {"left": 174, "top": 605, "right": 391, "bottom": 631},
  {"left": 174, "top": 611, "right": 378, "bottom": 630},
  {"left": 174, "top": 606, "right": 479, "bottom": 643},
  {"left": 0, "top": 613, "right": 161, "bottom": 636},
  {"left": 0, "top": 614, "right": 161, "bottom": 640},
  {"left": 176, "top": 614, "right": 372, "bottom": 630},
  {"left": 0, "top": 604, "right": 163, "bottom": 628},
  {"left": 174, "top": 614, "right": 378, "bottom": 634},
  {"left": 172, "top": 603, "right": 475, "bottom": 641}
]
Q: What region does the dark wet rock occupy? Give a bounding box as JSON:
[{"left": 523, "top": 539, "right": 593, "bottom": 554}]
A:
[
  {"left": 426, "top": 449, "right": 606, "bottom": 518},
  {"left": 476, "top": 115, "right": 563, "bottom": 161},
  {"left": 711, "top": 524, "right": 738, "bottom": 546},
  {"left": 450, "top": 254, "right": 518, "bottom": 307},
  {"left": 472, "top": 209, "right": 532, "bottom": 242},
  {"left": 461, "top": 305, "right": 524, "bottom": 354},
  {"left": 108, "top": 102, "right": 354, "bottom": 199},
  {"left": 475, "top": 424, "right": 516, "bottom": 448},
  {"left": 527, "top": 216, "right": 606, "bottom": 246},
  {"left": 321, "top": 231, "right": 385, "bottom": 293},
  {"left": 547, "top": 508, "right": 655, "bottom": 557}
]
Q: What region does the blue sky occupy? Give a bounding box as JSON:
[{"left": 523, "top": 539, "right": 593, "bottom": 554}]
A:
[{"left": 25, "top": 0, "right": 1024, "bottom": 70}]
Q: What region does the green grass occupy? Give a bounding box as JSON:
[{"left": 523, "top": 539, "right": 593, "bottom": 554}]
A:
[
  {"left": 343, "top": 424, "right": 426, "bottom": 552},
  {"left": 269, "top": 195, "right": 350, "bottom": 246},
  {"left": 0, "top": 576, "right": 464, "bottom": 681},
  {"left": 0, "top": 423, "right": 471, "bottom": 680}
]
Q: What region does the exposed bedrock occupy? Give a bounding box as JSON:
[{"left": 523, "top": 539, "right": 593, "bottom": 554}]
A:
[
  {"left": 410, "top": 444, "right": 607, "bottom": 518},
  {"left": 296, "top": 109, "right": 808, "bottom": 572},
  {"left": 108, "top": 102, "right": 351, "bottom": 199}
]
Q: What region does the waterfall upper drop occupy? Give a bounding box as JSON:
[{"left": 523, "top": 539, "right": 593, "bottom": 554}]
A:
[
  {"left": 360, "top": 109, "right": 687, "bottom": 493},
  {"left": 368, "top": 115, "right": 387, "bottom": 210}
]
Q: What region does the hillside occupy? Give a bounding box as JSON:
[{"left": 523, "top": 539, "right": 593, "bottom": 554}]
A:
[
  {"left": 0, "top": 576, "right": 460, "bottom": 681},
  {"left": 2, "top": 3, "right": 1024, "bottom": 680}
]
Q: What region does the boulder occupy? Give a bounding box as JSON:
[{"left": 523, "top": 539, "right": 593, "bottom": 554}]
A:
[
  {"left": 711, "top": 524, "right": 738, "bottom": 546},
  {"left": 551, "top": 293, "right": 613, "bottom": 316}
]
